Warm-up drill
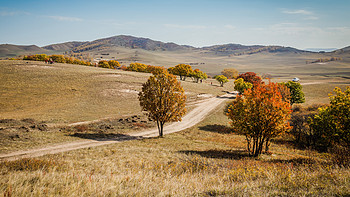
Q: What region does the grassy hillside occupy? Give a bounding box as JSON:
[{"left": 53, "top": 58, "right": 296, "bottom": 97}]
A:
[{"left": 0, "top": 60, "right": 226, "bottom": 123}]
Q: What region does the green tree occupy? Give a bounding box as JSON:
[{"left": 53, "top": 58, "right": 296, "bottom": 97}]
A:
[
  {"left": 280, "top": 81, "right": 305, "bottom": 105},
  {"left": 221, "top": 68, "right": 239, "bottom": 79},
  {"left": 227, "top": 82, "right": 292, "bottom": 156},
  {"left": 309, "top": 87, "right": 350, "bottom": 149},
  {"left": 191, "top": 69, "right": 207, "bottom": 83},
  {"left": 139, "top": 72, "right": 187, "bottom": 137},
  {"left": 234, "top": 78, "right": 253, "bottom": 94},
  {"left": 215, "top": 75, "right": 229, "bottom": 87}
]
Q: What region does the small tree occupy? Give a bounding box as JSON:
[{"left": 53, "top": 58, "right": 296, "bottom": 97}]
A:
[
  {"left": 227, "top": 82, "right": 292, "bottom": 156},
  {"left": 108, "top": 60, "right": 120, "bottom": 68},
  {"left": 221, "top": 68, "right": 239, "bottom": 79},
  {"left": 309, "top": 87, "right": 350, "bottom": 149},
  {"left": 279, "top": 81, "right": 305, "bottom": 105},
  {"left": 191, "top": 69, "right": 207, "bottom": 83},
  {"left": 139, "top": 72, "right": 187, "bottom": 137},
  {"left": 236, "top": 72, "right": 262, "bottom": 85},
  {"left": 98, "top": 60, "right": 112, "bottom": 69},
  {"left": 170, "top": 64, "right": 193, "bottom": 81},
  {"left": 234, "top": 78, "right": 252, "bottom": 94},
  {"left": 215, "top": 75, "right": 229, "bottom": 87}
]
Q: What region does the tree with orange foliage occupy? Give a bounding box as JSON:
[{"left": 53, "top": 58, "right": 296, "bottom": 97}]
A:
[
  {"left": 226, "top": 82, "right": 292, "bottom": 156},
  {"left": 139, "top": 72, "right": 187, "bottom": 137}
]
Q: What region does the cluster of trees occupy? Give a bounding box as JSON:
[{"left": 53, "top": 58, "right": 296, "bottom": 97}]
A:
[
  {"left": 306, "top": 57, "right": 342, "bottom": 64},
  {"left": 126, "top": 63, "right": 166, "bottom": 75},
  {"left": 22, "top": 54, "right": 123, "bottom": 69},
  {"left": 23, "top": 54, "right": 93, "bottom": 66},
  {"left": 168, "top": 64, "right": 207, "bottom": 83},
  {"left": 98, "top": 60, "right": 120, "bottom": 69}
]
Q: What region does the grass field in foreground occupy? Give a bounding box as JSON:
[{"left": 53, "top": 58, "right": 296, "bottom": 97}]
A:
[{"left": 0, "top": 103, "right": 349, "bottom": 196}]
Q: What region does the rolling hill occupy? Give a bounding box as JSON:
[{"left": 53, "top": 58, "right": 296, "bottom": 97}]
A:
[
  {"left": 0, "top": 35, "right": 318, "bottom": 58},
  {"left": 0, "top": 44, "right": 48, "bottom": 57}
]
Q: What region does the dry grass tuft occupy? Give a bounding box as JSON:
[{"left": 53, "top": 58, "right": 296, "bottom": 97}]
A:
[{"left": 0, "top": 158, "right": 62, "bottom": 171}]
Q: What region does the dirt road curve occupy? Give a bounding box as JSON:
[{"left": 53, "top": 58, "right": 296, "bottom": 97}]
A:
[{"left": 0, "top": 94, "right": 235, "bottom": 161}]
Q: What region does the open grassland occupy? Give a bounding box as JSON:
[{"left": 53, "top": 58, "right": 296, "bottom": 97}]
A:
[
  {"left": 0, "top": 59, "right": 349, "bottom": 154},
  {"left": 0, "top": 60, "right": 225, "bottom": 123},
  {"left": 0, "top": 60, "right": 228, "bottom": 153},
  {"left": 1, "top": 103, "right": 349, "bottom": 196}
]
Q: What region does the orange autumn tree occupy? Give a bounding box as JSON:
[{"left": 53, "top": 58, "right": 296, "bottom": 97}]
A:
[
  {"left": 139, "top": 72, "right": 187, "bottom": 137},
  {"left": 227, "top": 82, "right": 292, "bottom": 156}
]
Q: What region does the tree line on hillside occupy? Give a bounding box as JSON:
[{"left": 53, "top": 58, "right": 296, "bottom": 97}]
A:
[{"left": 306, "top": 57, "right": 342, "bottom": 64}]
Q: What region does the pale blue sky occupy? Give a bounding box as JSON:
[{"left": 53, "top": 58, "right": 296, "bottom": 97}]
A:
[{"left": 1, "top": 0, "right": 349, "bottom": 49}]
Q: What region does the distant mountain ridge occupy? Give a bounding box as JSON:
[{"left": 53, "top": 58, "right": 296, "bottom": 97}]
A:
[
  {"left": 0, "top": 44, "right": 48, "bottom": 57},
  {"left": 0, "top": 35, "right": 349, "bottom": 57},
  {"left": 68, "top": 35, "right": 195, "bottom": 53}
]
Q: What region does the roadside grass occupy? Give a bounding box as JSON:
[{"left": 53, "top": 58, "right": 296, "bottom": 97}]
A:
[{"left": 1, "top": 103, "right": 349, "bottom": 196}]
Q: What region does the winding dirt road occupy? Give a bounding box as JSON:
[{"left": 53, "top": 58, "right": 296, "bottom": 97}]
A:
[{"left": 0, "top": 94, "right": 235, "bottom": 161}]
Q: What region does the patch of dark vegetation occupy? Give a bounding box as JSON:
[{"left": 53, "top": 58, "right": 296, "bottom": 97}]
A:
[
  {"left": 69, "top": 132, "right": 140, "bottom": 141},
  {"left": 0, "top": 158, "right": 63, "bottom": 171},
  {"left": 270, "top": 157, "right": 320, "bottom": 166},
  {"left": 179, "top": 149, "right": 250, "bottom": 160},
  {"left": 199, "top": 124, "right": 232, "bottom": 134},
  {"left": 63, "top": 114, "right": 155, "bottom": 135}
]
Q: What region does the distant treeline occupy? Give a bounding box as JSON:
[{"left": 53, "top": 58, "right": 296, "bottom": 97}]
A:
[
  {"left": 23, "top": 54, "right": 94, "bottom": 66},
  {"left": 306, "top": 57, "right": 342, "bottom": 64},
  {"left": 16, "top": 54, "right": 208, "bottom": 82}
]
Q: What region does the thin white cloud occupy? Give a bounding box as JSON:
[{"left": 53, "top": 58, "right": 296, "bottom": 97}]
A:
[
  {"left": 47, "top": 15, "right": 83, "bottom": 22},
  {"left": 224, "top": 25, "right": 235, "bottom": 30},
  {"left": 283, "top": 9, "right": 313, "bottom": 15},
  {"left": 282, "top": 9, "right": 318, "bottom": 20},
  {"left": 0, "top": 10, "right": 30, "bottom": 16},
  {"left": 164, "top": 24, "right": 207, "bottom": 29}
]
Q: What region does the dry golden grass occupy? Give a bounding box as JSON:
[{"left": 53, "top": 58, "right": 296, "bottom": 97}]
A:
[
  {"left": 1, "top": 103, "right": 349, "bottom": 196},
  {"left": 0, "top": 60, "right": 225, "bottom": 124}
]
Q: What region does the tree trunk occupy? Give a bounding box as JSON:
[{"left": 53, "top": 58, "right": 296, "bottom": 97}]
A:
[
  {"left": 160, "top": 122, "right": 164, "bottom": 137},
  {"left": 265, "top": 138, "right": 270, "bottom": 152}
]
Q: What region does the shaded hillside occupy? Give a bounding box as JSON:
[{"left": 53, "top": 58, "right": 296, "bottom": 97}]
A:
[
  {"left": 71, "top": 35, "right": 195, "bottom": 53},
  {"left": 43, "top": 41, "right": 87, "bottom": 51},
  {"left": 0, "top": 44, "right": 48, "bottom": 57},
  {"left": 202, "top": 44, "right": 310, "bottom": 56},
  {"left": 333, "top": 46, "right": 350, "bottom": 54}
]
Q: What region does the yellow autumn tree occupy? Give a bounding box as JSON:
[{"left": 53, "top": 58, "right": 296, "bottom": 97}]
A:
[{"left": 139, "top": 72, "right": 187, "bottom": 137}]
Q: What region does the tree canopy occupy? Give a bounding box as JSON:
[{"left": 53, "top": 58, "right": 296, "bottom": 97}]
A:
[
  {"left": 190, "top": 69, "right": 207, "bottom": 83},
  {"left": 138, "top": 72, "right": 187, "bottom": 137},
  {"left": 234, "top": 78, "right": 252, "bottom": 94},
  {"left": 309, "top": 87, "right": 350, "bottom": 150},
  {"left": 221, "top": 68, "right": 239, "bottom": 79},
  {"left": 279, "top": 81, "right": 305, "bottom": 105},
  {"left": 215, "top": 75, "right": 229, "bottom": 87},
  {"left": 236, "top": 72, "right": 262, "bottom": 85},
  {"left": 168, "top": 64, "right": 193, "bottom": 81},
  {"left": 227, "top": 82, "right": 292, "bottom": 156}
]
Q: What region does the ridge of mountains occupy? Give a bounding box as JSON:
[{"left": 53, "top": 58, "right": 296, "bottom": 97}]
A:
[{"left": 0, "top": 35, "right": 348, "bottom": 58}]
